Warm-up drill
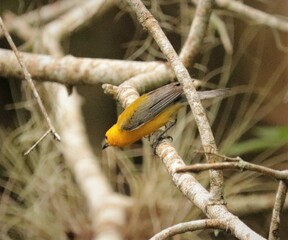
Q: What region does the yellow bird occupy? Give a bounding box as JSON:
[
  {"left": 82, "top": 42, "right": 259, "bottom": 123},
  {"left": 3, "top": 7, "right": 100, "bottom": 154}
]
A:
[{"left": 103, "top": 82, "right": 229, "bottom": 149}]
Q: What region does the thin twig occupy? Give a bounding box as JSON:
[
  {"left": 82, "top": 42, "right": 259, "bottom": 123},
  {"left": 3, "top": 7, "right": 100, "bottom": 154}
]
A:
[
  {"left": 268, "top": 180, "right": 288, "bottom": 240},
  {"left": 125, "top": 0, "right": 224, "bottom": 201},
  {"left": 177, "top": 151, "right": 288, "bottom": 180},
  {"left": 24, "top": 129, "right": 51, "bottom": 156},
  {"left": 176, "top": 161, "right": 288, "bottom": 181},
  {"left": 194, "top": 150, "right": 241, "bottom": 162},
  {"left": 149, "top": 219, "right": 228, "bottom": 240},
  {"left": 0, "top": 17, "right": 61, "bottom": 154}
]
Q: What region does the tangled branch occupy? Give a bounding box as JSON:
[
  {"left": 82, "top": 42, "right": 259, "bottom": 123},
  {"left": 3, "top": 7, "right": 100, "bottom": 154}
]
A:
[{"left": 1, "top": 0, "right": 287, "bottom": 239}]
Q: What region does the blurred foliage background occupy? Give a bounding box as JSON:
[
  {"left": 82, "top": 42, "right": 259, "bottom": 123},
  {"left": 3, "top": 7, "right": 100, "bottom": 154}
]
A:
[{"left": 0, "top": 0, "right": 287, "bottom": 239}]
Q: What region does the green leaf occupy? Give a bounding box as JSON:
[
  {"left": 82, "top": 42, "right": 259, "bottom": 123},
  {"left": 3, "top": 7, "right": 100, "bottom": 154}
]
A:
[{"left": 228, "top": 126, "right": 288, "bottom": 155}]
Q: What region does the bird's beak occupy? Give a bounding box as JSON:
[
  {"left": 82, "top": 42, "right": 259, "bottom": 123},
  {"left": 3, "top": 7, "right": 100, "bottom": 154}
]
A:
[{"left": 102, "top": 142, "right": 110, "bottom": 150}]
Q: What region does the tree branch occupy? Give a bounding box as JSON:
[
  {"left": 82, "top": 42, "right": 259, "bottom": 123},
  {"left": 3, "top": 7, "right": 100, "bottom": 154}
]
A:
[
  {"left": 55, "top": 88, "right": 131, "bottom": 240},
  {"left": 268, "top": 180, "right": 288, "bottom": 240},
  {"left": 176, "top": 159, "right": 288, "bottom": 181},
  {"left": 179, "top": 0, "right": 214, "bottom": 68},
  {"left": 149, "top": 219, "right": 228, "bottom": 240},
  {"left": 0, "top": 48, "right": 163, "bottom": 86}
]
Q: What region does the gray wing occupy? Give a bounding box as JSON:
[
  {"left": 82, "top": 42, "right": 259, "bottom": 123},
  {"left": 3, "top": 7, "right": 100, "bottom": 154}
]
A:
[
  {"left": 121, "top": 82, "right": 183, "bottom": 131},
  {"left": 121, "top": 83, "right": 231, "bottom": 131}
]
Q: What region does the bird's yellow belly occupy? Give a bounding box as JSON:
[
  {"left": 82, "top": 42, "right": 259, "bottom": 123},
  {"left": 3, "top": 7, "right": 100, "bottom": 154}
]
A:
[{"left": 118, "top": 103, "right": 183, "bottom": 146}]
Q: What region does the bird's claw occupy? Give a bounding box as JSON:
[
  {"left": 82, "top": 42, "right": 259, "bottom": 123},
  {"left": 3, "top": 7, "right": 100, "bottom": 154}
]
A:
[{"left": 150, "top": 132, "right": 173, "bottom": 154}]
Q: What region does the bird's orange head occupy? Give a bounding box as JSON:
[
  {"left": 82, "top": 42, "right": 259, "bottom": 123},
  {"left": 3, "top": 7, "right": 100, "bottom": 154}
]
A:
[
  {"left": 103, "top": 122, "right": 142, "bottom": 149},
  {"left": 103, "top": 124, "right": 131, "bottom": 149},
  {"left": 103, "top": 124, "right": 117, "bottom": 149}
]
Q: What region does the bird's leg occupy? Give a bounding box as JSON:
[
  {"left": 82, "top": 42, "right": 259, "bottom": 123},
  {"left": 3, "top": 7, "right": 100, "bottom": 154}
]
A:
[
  {"left": 149, "top": 118, "right": 177, "bottom": 152},
  {"left": 158, "top": 118, "right": 177, "bottom": 140}
]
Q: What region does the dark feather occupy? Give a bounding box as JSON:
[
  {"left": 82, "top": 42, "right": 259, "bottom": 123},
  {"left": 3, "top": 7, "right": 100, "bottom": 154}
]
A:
[
  {"left": 122, "top": 83, "right": 183, "bottom": 130},
  {"left": 121, "top": 82, "right": 231, "bottom": 131}
]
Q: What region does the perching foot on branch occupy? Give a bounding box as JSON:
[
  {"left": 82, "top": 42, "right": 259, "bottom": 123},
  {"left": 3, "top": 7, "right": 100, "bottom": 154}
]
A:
[{"left": 149, "top": 119, "right": 176, "bottom": 153}]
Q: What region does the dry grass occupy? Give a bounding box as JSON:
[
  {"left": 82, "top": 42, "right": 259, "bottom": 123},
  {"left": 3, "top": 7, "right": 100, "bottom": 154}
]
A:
[
  {"left": 1, "top": 0, "right": 288, "bottom": 239},
  {"left": 0, "top": 107, "right": 92, "bottom": 239}
]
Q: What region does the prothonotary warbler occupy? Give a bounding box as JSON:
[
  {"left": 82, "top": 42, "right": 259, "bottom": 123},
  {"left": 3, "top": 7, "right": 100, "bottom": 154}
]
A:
[{"left": 103, "top": 82, "right": 230, "bottom": 149}]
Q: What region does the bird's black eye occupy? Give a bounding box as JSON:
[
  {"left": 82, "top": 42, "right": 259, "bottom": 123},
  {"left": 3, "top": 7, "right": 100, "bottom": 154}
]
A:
[{"left": 105, "top": 135, "right": 108, "bottom": 140}]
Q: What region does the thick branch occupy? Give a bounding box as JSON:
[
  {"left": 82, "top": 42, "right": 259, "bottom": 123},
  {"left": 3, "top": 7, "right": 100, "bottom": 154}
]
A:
[
  {"left": 0, "top": 49, "right": 163, "bottom": 85},
  {"left": 56, "top": 89, "right": 130, "bottom": 240}
]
